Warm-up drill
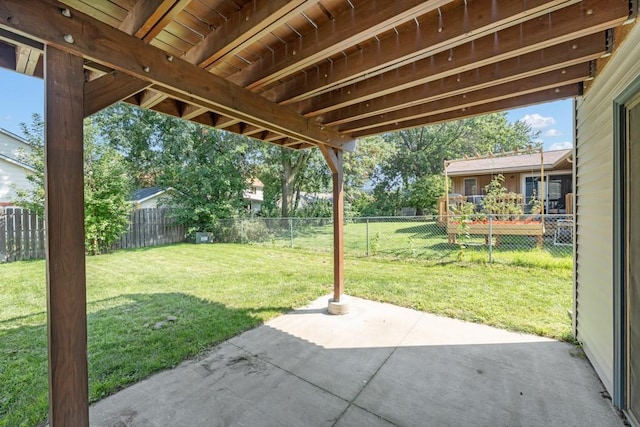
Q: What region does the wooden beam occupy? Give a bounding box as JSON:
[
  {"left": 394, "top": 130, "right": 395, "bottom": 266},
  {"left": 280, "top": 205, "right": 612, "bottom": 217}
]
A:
[
  {"left": 179, "top": 103, "right": 207, "bottom": 120},
  {"left": 84, "top": 71, "right": 151, "bottom": 117},
  {"left": 319, "top": 144, "right": 344, "bottom": 301},
  {"left": 44, "top": 45, "right": 88, "bottom": 427},
  {"left": 119, "top": 0, "right": 186, "bottom": 40},
  {"left": 321, "top": 35, "right": 604, "bottom": 126},
  {"left": 266, "top": 0, "right": 628, "bottom": 106},
  {"left": 183, "top": 0, "right": 313, "bottom": 69},
  {"left": 0, "top": 0, "right": 352, "bottom": 148},
  {"left": 229, "top": 0, "right": 452, "bottom": 90},
  {"left": 138, "top": 89, "right": 166, "bottom": 108},
  {"left": 352, "top": 84, "right": 581, "bottom": 137},
  {"left": 306, "top": 33, "right": 605, "bottom": 119},
  {"left": 341, "top": 63, "right": 590, "bottom": 133}
]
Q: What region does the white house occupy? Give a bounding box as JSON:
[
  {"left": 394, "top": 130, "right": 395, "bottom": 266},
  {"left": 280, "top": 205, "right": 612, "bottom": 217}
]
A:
[
  {"left": 129, "top": 187, "right": 177, "bottom": 210},
  {"left": 0, "top": 128, "right": 35, "bottom": 207},
  {"left": 243, "top": 178, "right": 264, "bottom": 214}
]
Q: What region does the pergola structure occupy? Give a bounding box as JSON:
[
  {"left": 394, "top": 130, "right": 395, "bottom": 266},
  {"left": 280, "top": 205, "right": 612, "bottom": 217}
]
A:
[{"left": 0, "top": 0, "right": 634, "bottom": 425}]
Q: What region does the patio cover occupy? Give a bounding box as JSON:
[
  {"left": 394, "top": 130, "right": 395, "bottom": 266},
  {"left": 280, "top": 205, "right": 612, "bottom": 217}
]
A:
[{"left": 0, "top": 0, "right": 634, "bottom": 425}]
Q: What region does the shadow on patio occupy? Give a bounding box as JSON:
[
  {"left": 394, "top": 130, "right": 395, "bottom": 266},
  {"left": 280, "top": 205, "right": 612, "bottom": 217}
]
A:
[{"left": 90, "top": 296, "right": 623, "bottom": 427}]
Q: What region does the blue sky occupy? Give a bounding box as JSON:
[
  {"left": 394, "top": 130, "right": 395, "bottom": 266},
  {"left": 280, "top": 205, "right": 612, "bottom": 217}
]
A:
[{"left": 0, "top": 67, "right": 572, "bottom": 151}]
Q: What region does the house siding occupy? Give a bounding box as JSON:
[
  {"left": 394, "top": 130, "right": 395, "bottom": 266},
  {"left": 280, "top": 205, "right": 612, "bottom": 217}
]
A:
[
  {"left": 0, "top": 158, "right": 32, "bottom": 204},
  {"left": 0, "top": 130, "right": 31, "bottom": 159},
  {"left": 575, "top": 22, "right": 640, "bottom": 397}
]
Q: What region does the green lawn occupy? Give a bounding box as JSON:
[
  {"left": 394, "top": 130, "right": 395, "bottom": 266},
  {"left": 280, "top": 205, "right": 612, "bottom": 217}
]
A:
[
  {"left": 246, "top": 218, "right": 573, "bottom": 269},
  {"left": 0, "top": 243, "right": 572, "bottom": 426}
]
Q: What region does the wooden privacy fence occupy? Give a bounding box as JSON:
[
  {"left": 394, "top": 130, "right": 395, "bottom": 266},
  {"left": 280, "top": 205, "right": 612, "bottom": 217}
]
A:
[
  {"left": 115, "top": 208, "right": 185, "bottom": 250},
  {"left": 0, "top": 207, "right": 46, "bottom": 262},
  {"left": 0, "top": 207, "right": 185, "bottom": 263}
]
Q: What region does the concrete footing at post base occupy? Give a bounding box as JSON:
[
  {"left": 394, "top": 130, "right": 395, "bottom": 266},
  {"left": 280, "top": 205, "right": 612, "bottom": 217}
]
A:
[{"left": 328, "top": 295, "right": 350, "bottom": 315}]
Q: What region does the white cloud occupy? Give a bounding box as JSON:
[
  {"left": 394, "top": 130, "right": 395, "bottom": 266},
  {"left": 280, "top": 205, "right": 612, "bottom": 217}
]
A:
[
  {"left": 549, "top": 141, "right": 572, "bottom": 150},
  {"left": 521, "top": 113, "right": 556, "bottom": 129},
  {"left": 543, "top": 128, "right": 562, "bottom": 137}
]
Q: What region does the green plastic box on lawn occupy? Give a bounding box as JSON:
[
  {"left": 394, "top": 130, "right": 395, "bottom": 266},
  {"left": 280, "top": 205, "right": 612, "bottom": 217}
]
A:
[{"left": 195, "top": 232, "right": 214, "bottom": 244}]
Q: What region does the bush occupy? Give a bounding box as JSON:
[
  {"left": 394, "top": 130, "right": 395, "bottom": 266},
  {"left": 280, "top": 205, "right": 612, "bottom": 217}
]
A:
[{"left": 210, "top": 219, "right": 272, "bottom": 243}]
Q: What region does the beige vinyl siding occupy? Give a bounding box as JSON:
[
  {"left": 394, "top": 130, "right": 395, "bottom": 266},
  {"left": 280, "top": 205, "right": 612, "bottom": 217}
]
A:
[{"left": 575, "top": 22, "right": 640, "bottom": 396}]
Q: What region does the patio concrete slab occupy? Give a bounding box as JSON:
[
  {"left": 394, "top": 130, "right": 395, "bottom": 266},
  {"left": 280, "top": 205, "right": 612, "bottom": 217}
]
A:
[{"left": 89, "top": 296, "right": 623, "bottom": 427}]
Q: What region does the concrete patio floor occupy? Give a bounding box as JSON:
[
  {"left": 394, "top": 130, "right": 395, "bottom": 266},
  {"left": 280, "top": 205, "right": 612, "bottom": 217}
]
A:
[{"left": 90, "top": 296, "right": 623, "bottom": 427}]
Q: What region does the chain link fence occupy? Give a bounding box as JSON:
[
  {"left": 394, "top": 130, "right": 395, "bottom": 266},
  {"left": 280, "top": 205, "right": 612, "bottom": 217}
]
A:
[{"left": 209, "top": 214, "right": 574, "bottom": 267}]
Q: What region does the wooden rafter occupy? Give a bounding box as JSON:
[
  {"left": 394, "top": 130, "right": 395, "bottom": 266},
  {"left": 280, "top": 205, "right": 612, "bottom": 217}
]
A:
[
  {"left": 352, "top": 84, "right": 582, "bottom": 137},
  {"left": 320, "top": 35, "right": 605, "bottom": 127},
  {"left": 84, "top": 71, "right": 152, "bottom": 117},
  {"left": 0, "top": 0, "right": 351, "bottom": 148},
  {"left": 183, "top": 0, "right": 315, "bottom": 69},
  {"left": 227, "top": 0, "right": 453, "bottom": 90},
  {"left": 120, "top": 0, "right": 191, "bottom": 41},
  {"left": 266, "top": 0, "right": 627, "bottom": 106},
  {"left": 342, "top": 63, "right": 590, "bottom": 133}
]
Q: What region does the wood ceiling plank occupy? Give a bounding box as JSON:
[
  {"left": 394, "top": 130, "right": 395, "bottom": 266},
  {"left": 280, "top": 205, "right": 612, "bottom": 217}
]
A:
[
  {"left": 352, "top": 85, "right": 582, "bottom": 137},
  {"left": 179, "top": 104, "right": 208, "bottom": 120},
  {"left": 142, "top": 0, "right": 192, "bottom": 42},
  {"left": 182, "top": 0, "right": 314, "bottom": 68},
  {"left": 267, "top": 0, "right": 627, "bottom": 106},
  {"left": 119, "top": 0, "right": 176, "bottom": 37},
  {"left": 138, "top": 90, "right": 167, "bottom": 108},
  {"left": 342, "top": 63, "right": 589, "bottom": 133},
  {"left": 227, "top": 0, "right": 453, "bottom": 90},
  {"left": 321, "top": 34, "right": 604, "bottom": 126},
  {"left": 0, "top": 0, "right": 350, "bottom": 148},
  {"left": 84, "top": 70, "right": 152, "bottom": 116},
  {"left": 60, "top": 0, "right": 123, "bottom": 27}
]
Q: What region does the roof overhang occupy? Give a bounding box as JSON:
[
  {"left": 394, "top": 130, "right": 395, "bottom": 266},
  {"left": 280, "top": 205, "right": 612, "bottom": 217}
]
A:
[{"left": 0, "top": 0, "right": 633, "bottom": 151}]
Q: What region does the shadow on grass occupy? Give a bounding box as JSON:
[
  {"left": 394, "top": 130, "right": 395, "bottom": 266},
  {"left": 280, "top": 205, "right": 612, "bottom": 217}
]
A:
[
  {"left": 0, "top": 292, "right": 293, "bottom": 427},
  {"left": 393, "top": 223, "right": 445, "bottom": 237}
]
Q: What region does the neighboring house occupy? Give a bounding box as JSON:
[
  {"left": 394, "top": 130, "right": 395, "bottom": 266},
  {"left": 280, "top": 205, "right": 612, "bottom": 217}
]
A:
[
  {"left": 243, "top": 178, "right": 264, "bottom": 214},
  {"left": 445, "top": 149, "right": 573, "bottom": 213},
  {"left": 129, "top": 187, "right": 176, "bottom": 210},
  {"left": 0, "top": 128, "right": 35, "bottom": 207}
]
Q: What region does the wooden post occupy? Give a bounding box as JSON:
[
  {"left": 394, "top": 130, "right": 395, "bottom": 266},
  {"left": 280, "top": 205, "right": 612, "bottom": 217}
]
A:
[
  {"left": 320, "top": 145, "right": 345, "bottom": 302},
  {"left": 44, "top": 46, "right": 89, "bottom": 426}
]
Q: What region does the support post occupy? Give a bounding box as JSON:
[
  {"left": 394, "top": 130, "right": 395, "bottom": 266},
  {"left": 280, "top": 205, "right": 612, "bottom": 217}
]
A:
[
  {"left": 319, "top": 144, "right": 347, "bottom": 313},
  {"left": 44, "top": 46, "right": 89, "bottom": 426}
]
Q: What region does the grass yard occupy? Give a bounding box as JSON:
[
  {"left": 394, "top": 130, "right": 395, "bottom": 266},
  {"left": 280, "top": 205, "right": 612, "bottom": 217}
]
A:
[
  {"left": 0, "top": 243, "right": 572, "bottom": 426},
  {"left": 253, "top": 219, "right": 573, "bottom": 269}
]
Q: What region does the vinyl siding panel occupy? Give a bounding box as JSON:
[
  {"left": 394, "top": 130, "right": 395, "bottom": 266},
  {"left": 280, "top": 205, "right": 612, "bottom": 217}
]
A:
[
  {"left": 0, "top": 131, "right": 31, "bottom": 159},
  {"left": 575, "top": 22, "right": 640, "bottom": 397},
  {"left": 0, "top": 158, "right": 32, "bottom": 204}
]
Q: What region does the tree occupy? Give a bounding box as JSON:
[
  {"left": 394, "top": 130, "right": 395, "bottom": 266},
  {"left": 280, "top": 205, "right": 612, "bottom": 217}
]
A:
[
  {"left": 407, "top": 175, "right": 447, "bottom": 215},
  {"left": 14, "top": 114, "right": 132, "bottom": 254},
  {"left": 367, "top": 113, "right": 538, "bottom": 215},
  {"left": 157, "top": 127, "right": 250, "bottom": 233},
  {"left": 94, "top": 104, "right": 252, "bottom": 231}
]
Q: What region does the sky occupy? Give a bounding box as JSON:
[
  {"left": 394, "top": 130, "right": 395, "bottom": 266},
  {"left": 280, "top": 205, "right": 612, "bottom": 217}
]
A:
[{"left": 0, "top": 67, "right": 573, "bottom": 151}]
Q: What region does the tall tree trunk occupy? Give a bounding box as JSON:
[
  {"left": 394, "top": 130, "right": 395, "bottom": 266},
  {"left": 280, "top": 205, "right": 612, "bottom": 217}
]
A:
[{"left": 280, "top": 148, "right": 311, "bottom": 217}]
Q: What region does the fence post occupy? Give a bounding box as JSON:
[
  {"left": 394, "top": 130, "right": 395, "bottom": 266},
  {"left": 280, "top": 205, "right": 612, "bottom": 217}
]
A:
[
  {"left": 240, "top": 219, "right": 245, "bottom": 244},
  {"left": 289, "top": 218, "right": 294, "bottom": 248},
  {"left": 366, "top": 218, "right": 370, "bottom": 257},
  {"left": 488, "top": 215, "right": 493, "bottom": 263}
]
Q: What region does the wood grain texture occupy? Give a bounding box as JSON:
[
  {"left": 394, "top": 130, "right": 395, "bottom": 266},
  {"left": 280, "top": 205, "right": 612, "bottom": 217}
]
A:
[
  {"left": 0, "top": 0, "right": 350, "bottom": 148},
  {"left": 320, "top": 145, "right": 344, "bottom": 301},
  {"left": 44, "top": 45, "right": 89, "bottom": 427}
]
